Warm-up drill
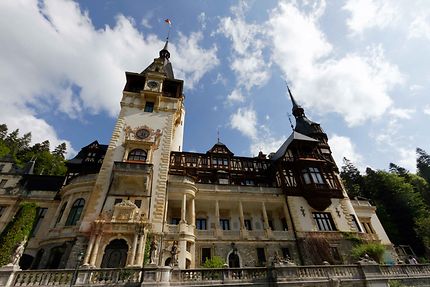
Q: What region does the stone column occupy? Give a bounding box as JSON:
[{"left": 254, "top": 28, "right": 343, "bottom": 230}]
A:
[
  {"left": 128, "top": 233, "right": 139, "bottom": 266},
  {"left": 89, "top": 233, "right": 102, "bottom": 267},
  {"left": 135, "top": 233, "right": 146, "bottom": 266},
  {"left": 282, "top": 202, "right": 290, "bottom": 231},
  {"left": 215, "top": 200, "right": 220, "bottom": 229},
  {"left": 178, "top": 240, "right": 186, "bottom": 269},
  {"left": 190, "top": 198, "right": 195, "bottom": 226},
  {"left": 82, "top": 234, "right": 96, "bottom": 265},
  {"left": 181, "top": 193, "right": 187, "bottom": 223},
  {"left": 239, "top": 201, "right": 245, "bottom": 229},
  {"left": 262, "top": 202, "right": 269, "bottom": 230}
]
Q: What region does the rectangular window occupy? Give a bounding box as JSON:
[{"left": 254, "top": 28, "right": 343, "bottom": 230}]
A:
[
  {"left": 134, "top": 200, "right": 142, "bottom": 208},
  {"left": 220, "top": 219, "right": 230, "bottom": 230},
  {"left": 0, "top": 179, "right": 7, "bottom": 188},
  {"left": 256, "top": 248, "right": 266, "bottom": 266},
  {"left": 244, "top": 219, "right": 252, "bottom": 230},
  {"left": 281, "top": 247, "right": 290, "bottom": 259},
  {"left": 281, "top": 218, "right": 289, "bottom": 231},
  {"left": 0, "top": 205, "right": 7, "bottom": 217},
  {"left": 31, "top": 208, "right": 48, "bottom": 237},
  {"left": 360, "top": 219, "right": 375, "bottom": 234},
  {"left": 268, "top": 219, "right": 274, "bottom": 230},
  {"left": 144, "top": 102, "right": 154, "bottom": 112},
  {"left": 330, "top": 246, "right": 341, "bottom": 261},
  {"left": 302, "top": 167, "right": 324, "bottom": 185},
  {"left": 350, "top": 214, "right": 362, "bottom": 232},
  {"left": 114, "top": 198, "right": 122, "bottom": 205},
  {"left": 196, "top": 218, "right": 207, "bottom": 230},
  {"left": 171, "top": 218, "right": 180, "bottom": 225},
  {"left": 201, "top": 248, "right": 211, "bottom": 265},
  {"left": 313, "top": 212, "right": 337, "bottom": 231}
]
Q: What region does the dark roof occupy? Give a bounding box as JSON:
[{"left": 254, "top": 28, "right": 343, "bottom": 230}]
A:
[
  {"left": 207, "top": 142, "right": 234, "bottom": 156},
  {"left": 21, "top": 174, "right": 65, "bottom": 192},
  {"left": 271, "top": 131, "right": 318, "bottom": 160}
]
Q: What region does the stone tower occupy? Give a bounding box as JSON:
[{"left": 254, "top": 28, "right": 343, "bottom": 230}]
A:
[{"left": 79, "top": 41, "right": 185, "bottom": 267}]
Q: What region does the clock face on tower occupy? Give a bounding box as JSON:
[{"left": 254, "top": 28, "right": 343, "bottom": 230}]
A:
[
  {"left": 136, "top": 128, "right": 150, "bottom": 139},
  {"left": 147, "top": 80, "right": 159, "bottom": 89}
]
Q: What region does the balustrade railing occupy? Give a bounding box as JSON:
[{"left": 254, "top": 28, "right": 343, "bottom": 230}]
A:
[{"left": 3, "top": 264, "right": 430, "bottom": 287}]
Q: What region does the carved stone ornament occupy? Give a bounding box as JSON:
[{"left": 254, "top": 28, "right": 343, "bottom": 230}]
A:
[
  {"left": 112, "top": 200, "right": 139, "bottom": 222},
  {"left": 124, "top": 125, "right": 163, "bottom": 146}
]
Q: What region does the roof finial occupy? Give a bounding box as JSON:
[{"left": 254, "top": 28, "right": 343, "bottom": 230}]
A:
[
  {"left": 286, "top": 81, "right": 299, "bottom": 109},
  {"left": 217, "top": 128, "right": 220, "bottom": 143},
  {"left": 160, "top": 19, "right": 172, "bottom": 59}
]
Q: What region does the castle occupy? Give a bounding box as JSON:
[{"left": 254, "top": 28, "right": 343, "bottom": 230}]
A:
[{"left": 0, "top": 41, "right": 392, "bottom": 270}]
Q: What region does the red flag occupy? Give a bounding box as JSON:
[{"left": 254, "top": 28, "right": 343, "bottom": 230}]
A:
[{"left": 164, "top": 19, "right": 172, "bottom": 26}]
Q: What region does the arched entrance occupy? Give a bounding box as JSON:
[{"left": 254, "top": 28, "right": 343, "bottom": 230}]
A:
[
  {"left": 228, "top": 252, "right": 240, "bottom": 267},
  {"left": 46, "top": 245, "right": 66, "bottom": 269},
  {"left": 101, "top": 239, "right": 128, "bottom": 268}
]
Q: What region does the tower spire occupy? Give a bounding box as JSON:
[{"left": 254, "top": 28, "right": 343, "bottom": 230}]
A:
[{"left": 286, "top": 83, "right": 305, "bottom": 118}]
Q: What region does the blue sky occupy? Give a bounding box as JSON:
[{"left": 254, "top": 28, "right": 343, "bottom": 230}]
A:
[{"left": 1, "top": 0, "right": 430, "bottom": 172}]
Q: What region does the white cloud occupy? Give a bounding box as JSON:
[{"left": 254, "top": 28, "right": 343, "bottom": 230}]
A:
[
  {"left": 198, "top": 12, "right": 207, "bottom": 30},
  {"left": 343, "top": 0, "right": 399, "bottom": 34},
  {"left": 424, "top": 105, "right": 430, "bottom": 115},
  {"left": 230, "top": 107, "right": 257, "bottom": 139},
  {"left": 329, "top": 135, "right": 364, "bottom": 170},
  {"left": 408, "top": 15, "right": 430, "bottom": 40},
  {"left": 389, "top": 108, "right": 415, "bottom": 119},
  {"left": 227, "top": 89, "right": 245, "bottom": 103},
  {"left": 397, "top": 147, "right": 416, "bottom": 172},
  {"left": 0, "top": 0, "right": 218, "bottom": 154},
  {"left": 268, "top": 2, "right": 403, "bottom": 126},
  {"left": 217, "top": 2, "right": 270, "bottom": 91}
]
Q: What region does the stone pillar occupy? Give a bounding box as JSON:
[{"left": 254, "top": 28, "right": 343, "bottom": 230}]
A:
[
  {"left": 82, "top": 234, "right": 96, "bottom": 265},
  {"left": 128, "top": 233, "right": 139, "bottom": 266},
  {"left": 89, "top": 233, "right": 102, "bottom": 267},
  {"left": 190, "top": 198, "right": 195, "bottom": 226},
  {"left": 178, "top": 240, "right": 187, "bottom": 269},
  {"left": 136, "top": 233, "right": 146, "bottom": 266},
  {"left": 282, "top": 202, "right": 290, "bottom": 230},
  {"left": 181, "top": 193, "right": 187, "bottom": 223},
  {"left": 262, "top": 202, "right": 269, "bottom": 230},
  {"left": 215, "top": 200, "right": 220, "bottom": 228},
  {"left": 239, "top": 201, "right": 245, "bottom": 229}
]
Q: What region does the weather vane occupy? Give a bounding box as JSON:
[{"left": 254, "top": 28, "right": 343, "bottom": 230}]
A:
[{"left": 164, "top": 19, "right": 172, "bottom": 41}]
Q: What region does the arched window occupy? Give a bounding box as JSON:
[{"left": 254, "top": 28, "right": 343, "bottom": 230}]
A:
[
  {"left": 128, "top": 149, "right": 147, "bottom": 162},
  {"left": 65, "top": 198, "right": 85, "bottom": 226}
]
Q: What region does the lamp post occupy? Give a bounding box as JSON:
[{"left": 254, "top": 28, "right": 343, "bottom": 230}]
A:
[{"left": 70, "top": 251, "right": 84, "bottom": 287}]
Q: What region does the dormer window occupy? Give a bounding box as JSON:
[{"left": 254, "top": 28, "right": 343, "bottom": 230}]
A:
[{"left": 128, "top": 149, "right": 147, "bottom": 162}]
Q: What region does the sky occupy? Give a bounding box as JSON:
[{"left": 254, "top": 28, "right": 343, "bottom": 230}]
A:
[{"left": 1, "top": 0, "right": 430, "bottom": 172}]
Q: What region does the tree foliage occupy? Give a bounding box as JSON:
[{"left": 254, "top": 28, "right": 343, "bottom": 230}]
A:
[
  {"left": 341, "top": 158, "right": 430, "bottom": 257},
  {"left": 0, "top": 203, "right": 38, "bottom": 266},
  {"left": 351, "top": 243, "right": 386, "bottom": 263},
  {"left": 0, "top": 123, "right": 67, "bottom": 175},
  {"left": 202, "top": 256, "right": 226, "bottom": 268}
]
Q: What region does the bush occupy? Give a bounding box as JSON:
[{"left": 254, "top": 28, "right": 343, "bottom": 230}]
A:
[
  {"left": 202, "top": 256, "right": 225, "bottom": 268},
  {"left": 351, "top": 243, "right": 386, "bottom": 263},
  {"left": 0, "top": 203, "right": 37, "bottom": 266}
]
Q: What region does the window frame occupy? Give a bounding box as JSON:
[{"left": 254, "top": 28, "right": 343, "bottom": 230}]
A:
[
  {"left": 220, "top": 218, "right": 230, "bottom": 230},
  {"left": 196, "top": 218, "right": 207, "bottom": 230},
  {"left": 312, "top": 212, "right": 337, "bottom": 231},
  {"left": 127, "top": 149, "right": 147, "bottom": 162},
  {"left": 144, "top": 101, "right": 154, "bottom": 112},
  {"left": 65, "top": 198, "right": 85, "bottom": 226}
]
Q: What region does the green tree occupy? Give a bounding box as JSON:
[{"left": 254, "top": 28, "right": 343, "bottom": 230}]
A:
[
  {"left": 417, "top": 148, "right": 430, "bottom": 184},
  {"left": 364, "top": 168, "right": 429, "bottom": 255},
  {"left": 340, "top": 158, "right": 365, "bottom": 198},
  {"left": 0, "top": 203, "right": 38, "bottom": 266},
  {"left": 53, "top": 143, "right": 67, "bottom": 159},
  {"left": 202, "top": 256, "right": 226, "bottom": 268}
]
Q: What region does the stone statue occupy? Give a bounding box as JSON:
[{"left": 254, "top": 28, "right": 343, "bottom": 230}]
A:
[
  {"left": 272, "top": 251, "right": 282, "bottom": 265},
  {"left": 149, "top": 237, "right": 158, "bottom": 264},
  {"left": 10, "top": 239, "right": 26, "bottom": 266},
  {"left": 170, "top": 240, "right": 179, "bottom": 267}
]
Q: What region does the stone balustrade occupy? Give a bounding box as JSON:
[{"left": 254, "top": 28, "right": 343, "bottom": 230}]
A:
[{"left": 1, "top": 264, "right": 429, "bottom": 287}]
